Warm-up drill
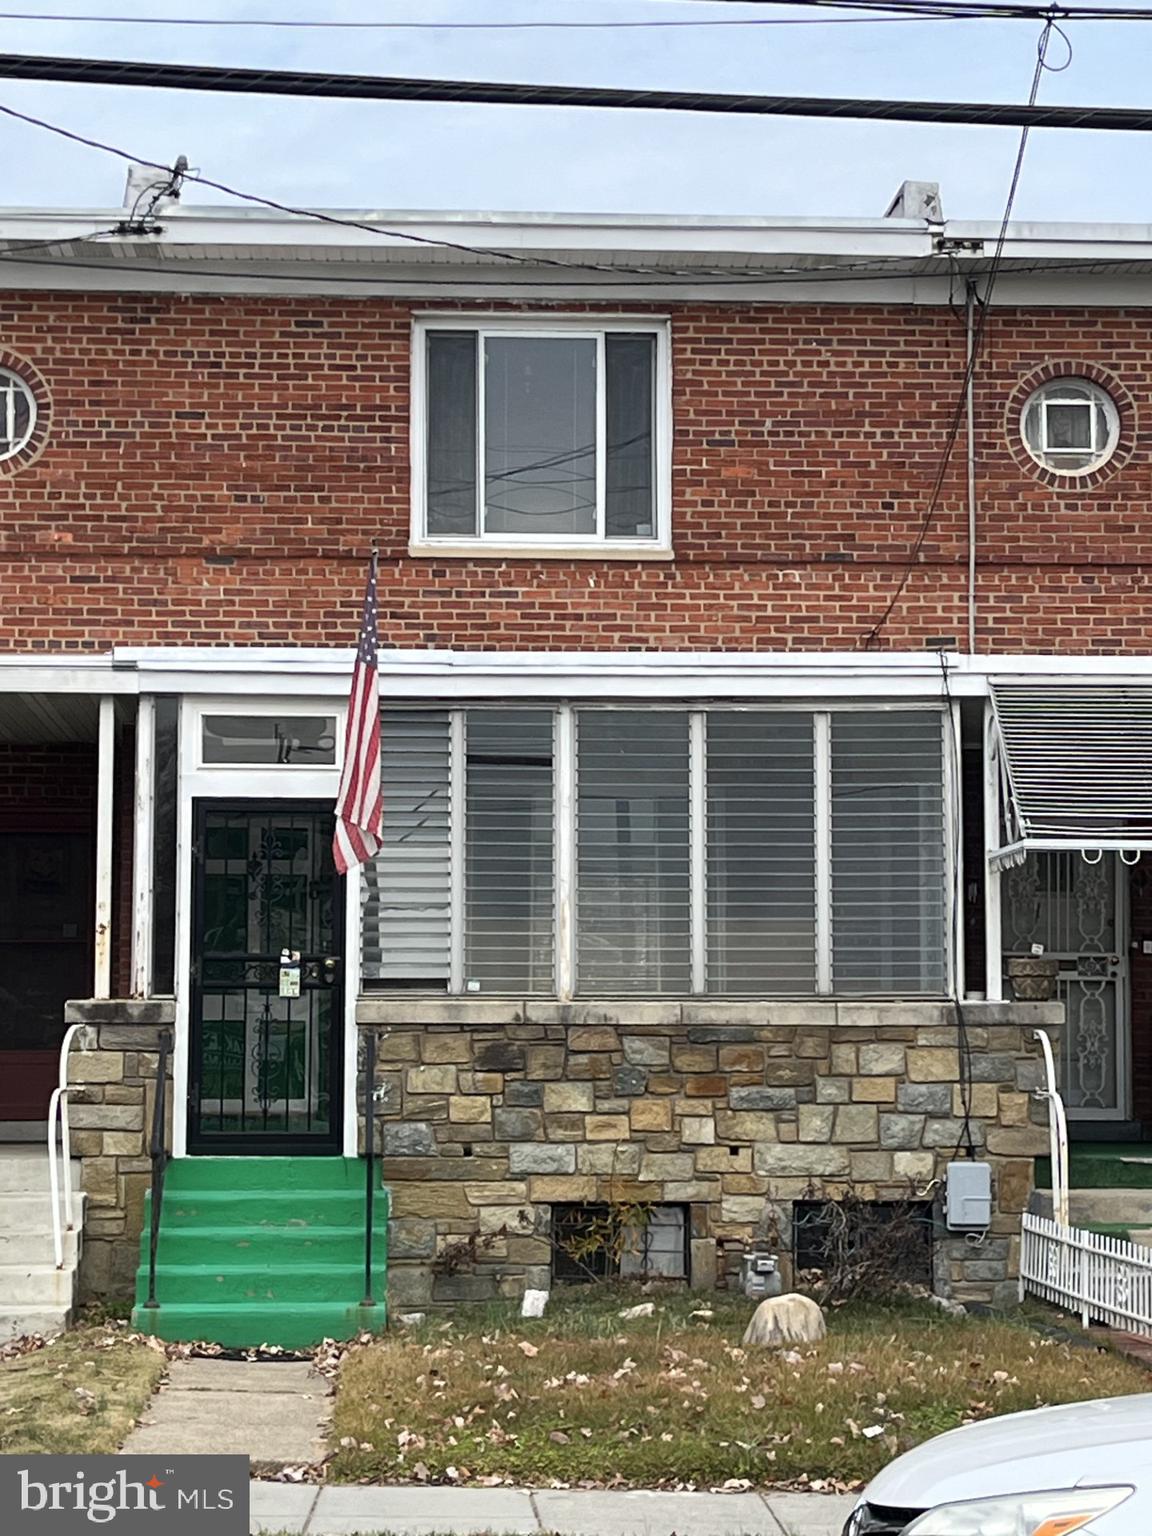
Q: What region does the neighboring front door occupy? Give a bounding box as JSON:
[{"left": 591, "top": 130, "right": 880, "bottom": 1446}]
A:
[
  {"left": 189, "top": 802, "right": 345, "bottom": 1154},
  {"left": 1003, "top": 851, "right": 1128, "bottom": 1121},
  {"left": 0, "top": 830, "right": 92, "bottom": 1122}
]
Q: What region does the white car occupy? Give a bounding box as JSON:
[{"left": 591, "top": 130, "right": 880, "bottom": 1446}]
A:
[{"left": 843, "top": 1395, "right": 1152, "bottom": 1536}]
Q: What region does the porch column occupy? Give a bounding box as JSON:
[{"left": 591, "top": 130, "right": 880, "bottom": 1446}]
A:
[
  {"left": 130, "top": 696, "right": 155, "bottom": 998},
  {"left": 983, "top": 701, "right": 1004, "bottom": 1002},
  {"left": 94, "top": 695, "right": 115, "bottom": 1000}
]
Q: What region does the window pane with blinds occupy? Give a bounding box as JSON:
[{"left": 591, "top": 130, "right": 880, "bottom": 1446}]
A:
[
  {"left": 465, "top": 710, "right": 555, "bottom": 992},
  {"left": 605, "top": 334, "right": 656, "bottom": 538},
  {"left": 831, "top": 712, "right": 947, "bottom": 994},
  {"left": 576, "top": 711, "right": 691, "bottom": 994},
  {"left": 706, "top": 712, "right": 817, "bottom": 994},
  {"left": 361, "top": 710, "right": 452, "bottom": 986},
  {"left": 426, "top": 331, "right": 478, "bottom": 537}
]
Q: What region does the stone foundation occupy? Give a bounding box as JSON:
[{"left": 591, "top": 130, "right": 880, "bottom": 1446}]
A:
[
  {"left": 360, "top": 1000, "right": 1061, "bottom": 1312},
  {"left": 63, "top": 995, "right": 1060, "bottom": 1311},
  {"left": 64, "top": 998, "right": 175, "bottom": 1297}
]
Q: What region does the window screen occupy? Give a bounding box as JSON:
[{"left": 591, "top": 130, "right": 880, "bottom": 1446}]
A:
[
  {"left": 465, "top": 710, "right": 555, "bottom": 992},
  {"left": 830, "top": 711, "right": 947, "bottom": 994},
  {"left": 362, "top": 710, "right": 452, "bottom": 985},
  {"left": 576, "top": 710, "right": 691, "bottom": 994},
  {"left": 706, "top": 712, "right": 817, "bottom": 993}
]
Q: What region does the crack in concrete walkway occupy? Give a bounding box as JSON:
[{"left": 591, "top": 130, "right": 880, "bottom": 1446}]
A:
[{"left": 122, "top": 1358, "right": 331, "bottom": 1466}]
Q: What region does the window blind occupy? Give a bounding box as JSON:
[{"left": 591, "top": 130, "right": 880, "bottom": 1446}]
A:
[
  {"left": 705, "top": 712, "right": 817, "bottom": 993},
  {"left": 465, "top": 709, "right": 555, "bottom": 992},
  {"left": 361, "top": 710, "right": 452, "bottom": 985},
  {"left": 830, "top": 711, "right": 947, "bottom": 994},
  {"left": 576, "top": 710, "right": 691, "bottom": 994}
]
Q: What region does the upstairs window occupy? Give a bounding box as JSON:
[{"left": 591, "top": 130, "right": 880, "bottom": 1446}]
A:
[
  {"left": 413, "top": 318, "right": 669, "bottom": 551},
  {"left": 0, "top": 368, "right": 36, "bottom": 461},
  {"left": 1021, "top": 378, "right": 1119, "bottom": 475}
]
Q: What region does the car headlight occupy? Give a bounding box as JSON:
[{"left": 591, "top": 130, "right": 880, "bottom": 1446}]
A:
[{"left": 903, "top": 1486, "right": 1134, "bottom": 1536}]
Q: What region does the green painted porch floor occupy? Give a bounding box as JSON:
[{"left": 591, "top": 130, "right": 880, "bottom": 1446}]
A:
[
  {"left": 1036, "top": 1142, "right": 1152, "bottom": 1192},
  {"left": 130, "top": 1157, "right": 388, "bottom": 1351}
]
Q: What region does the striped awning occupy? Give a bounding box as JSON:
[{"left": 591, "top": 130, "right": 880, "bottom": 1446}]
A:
[{"left": 990, "top": 682, "right": 1152, "bottom": 867}]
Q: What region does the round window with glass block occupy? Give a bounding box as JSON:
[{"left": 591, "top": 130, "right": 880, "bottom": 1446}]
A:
[
  {"left": 0, "top": 368, "right": 37, "bottom": 461},
  {"left": 1020, "top": 377, "right": 1119, "bottom": 475}
]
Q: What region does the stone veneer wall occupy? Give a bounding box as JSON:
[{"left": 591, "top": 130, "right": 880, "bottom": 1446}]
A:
[
  {"left": 64, "top": 999, "right": 175, "bottom": 1297},
  {"left": 63, "top": 996, "right": 1060, "bottom": 1308},
  {"left": 360, "top": 1000, "right": 1062, "bottom": 1313}
]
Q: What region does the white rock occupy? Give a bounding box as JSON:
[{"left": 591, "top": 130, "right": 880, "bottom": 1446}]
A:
[
  {"left": 521, "top": 1288, "right": 549, "bottom": 1318},
  {"left": 396, "top": 1312, "right": 426, "bottom": 1328},
  {"left": 618, "top": 1302, "right": 655, "bottom": 1320},
  {"left": 742, "top": 1293, "right": 827, "bottom": 1348}
]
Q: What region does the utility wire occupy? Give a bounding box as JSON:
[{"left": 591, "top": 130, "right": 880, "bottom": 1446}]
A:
[
  {"left": 861, "top": 18, "right": 1064, "bottom": 648},
  {"left": 11, "top": 1, "right": 1152, "bottom": 23},
  {"left": 0, "top": 7, "right": 985, "bottom": 28},
  {"left": 0, "top": 51, "right": 1148, "bottom": 132}
]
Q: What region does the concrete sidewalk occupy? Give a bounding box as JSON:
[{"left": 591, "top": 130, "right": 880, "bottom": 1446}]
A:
[{"left": 251, "top": 1482, "right": 856, "bottom": 1536}]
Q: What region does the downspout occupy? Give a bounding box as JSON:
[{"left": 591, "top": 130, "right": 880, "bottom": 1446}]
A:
[{"left": 965, "top": 281, "right": 978, "bottom": 654}]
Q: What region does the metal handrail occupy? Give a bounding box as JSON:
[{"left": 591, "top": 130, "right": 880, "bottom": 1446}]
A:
[
  {"left": 48, "top": 1022, "right": 84, "bottom": 1271},
  {"left": 142, "top": 1029, "right": 173, "bottom": 1310},
  {"left": 1033, "top": 1028, "right": 1070, "bottom": 1229},
  {"left": 361, "top": 1025, "right": 377, "bottom": 1309}
]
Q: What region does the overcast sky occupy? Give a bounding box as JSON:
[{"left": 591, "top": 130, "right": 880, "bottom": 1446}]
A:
[{"left": 0, "top": 0, "right": 1147, "bottom": 224}]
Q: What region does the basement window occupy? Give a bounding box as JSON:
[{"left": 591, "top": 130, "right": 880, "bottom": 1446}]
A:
[
  {"left": 551, "top": 1203, "right": 688, "bottom": 1284},
  {"left": 793, "top": 1199, "right": 934, "bottom": 1290}
]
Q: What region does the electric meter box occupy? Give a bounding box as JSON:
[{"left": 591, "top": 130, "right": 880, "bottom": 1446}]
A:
[{"left": 945, "top": 1161, "right": 992, "bottom": 1230}]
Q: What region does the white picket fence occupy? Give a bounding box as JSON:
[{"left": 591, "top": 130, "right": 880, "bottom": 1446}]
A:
[{"left": 1020, "top": 1210, "right": 1152, "bottom": 1334}]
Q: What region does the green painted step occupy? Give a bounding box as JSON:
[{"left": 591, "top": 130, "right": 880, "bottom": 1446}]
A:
[
  {"left": 131, "top": 1157, "right": 389, "bottom": 1349},
  {"left": 132, "top": 1301, "right": 386, "bottom": 1353},
  {"left": 1036, "top": 1143, "right": 1152, "bottom": 1191},
  {"left": 140, "top": 1225, "right": 387, "bottom": 1267}
]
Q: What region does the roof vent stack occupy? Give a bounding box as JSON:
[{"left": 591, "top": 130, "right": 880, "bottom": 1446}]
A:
[{"left": 884, "top": 180, "right": 944, "bottom": 222}]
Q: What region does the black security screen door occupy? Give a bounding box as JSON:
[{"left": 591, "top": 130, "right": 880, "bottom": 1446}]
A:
[{"left": 189, "top": 802, "right": 344, "bottom": 1154}]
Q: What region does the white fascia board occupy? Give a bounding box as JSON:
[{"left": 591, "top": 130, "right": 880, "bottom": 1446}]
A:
[{"left": 0, "top": 657, "right": 137, "bottom": 694}]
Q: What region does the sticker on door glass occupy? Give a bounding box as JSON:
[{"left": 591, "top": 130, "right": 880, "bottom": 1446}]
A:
[{"left": 278, "top": 949, "right": 301, "bottom": 998}]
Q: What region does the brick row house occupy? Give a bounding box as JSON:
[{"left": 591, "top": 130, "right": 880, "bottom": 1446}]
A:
[{"left": 0, "top": 177, "right": 1145, "bottom": 1343}]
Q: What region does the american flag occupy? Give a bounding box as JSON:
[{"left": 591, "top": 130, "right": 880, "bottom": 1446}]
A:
[{"left": 333, "top": 551, "right": 383, "bottom": 875}]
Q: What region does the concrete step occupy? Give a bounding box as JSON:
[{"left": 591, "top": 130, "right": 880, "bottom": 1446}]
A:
[
  {"left": 0, "top": 1149, "right": 80, "bottom": 1194},
  {"left": 0, "top": 1191, "right": 86, "bottom": 1235},
  {"left": 0, "top": 1228, "right": 79, "bottom": 1265},
  {"left": 0, "top": 1305, "right": 71, "bottom": 1341},
  {"left": 0, "top": 1264, "right": 76, "bottom": 1308},
  {"left": 1033, "top": 1188, "right": 1152, "bottom": 1226}
]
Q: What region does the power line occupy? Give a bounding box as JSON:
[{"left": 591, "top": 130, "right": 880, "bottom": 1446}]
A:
[
  {"left": 0, "top": 50, "right": 1150, "bottom": 132},
  {"left": 0, "top": 7, "right": 982, "bottom": 28},
  {"left": 682, "top": 0, "right": 1152, "bottom": 16},
  {"left": 11, "top": 1, "right": 1152, "bottom": 23},
  {"left": 861, "top": 17, "right": 1063, "bottom": 648}
]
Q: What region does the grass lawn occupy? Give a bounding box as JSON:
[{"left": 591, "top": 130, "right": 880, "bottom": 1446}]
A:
[
  {"left": 330, "top": 1286, "right": 1149, "bottom": 1490},
  {"left": 0, "top": 1328, "right": 165, "bottom": 1455}
]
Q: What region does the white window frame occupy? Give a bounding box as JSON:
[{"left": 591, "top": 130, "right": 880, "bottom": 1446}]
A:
[
  {"left": 0, "top": 367, "right": 36, "bottom": 460},
  {"left": 371, "top": 699, "right": 955, "bottom": 1002},
  {"left": 196, "top": 705, "right": 341, "bottom": 771},
  {"left": 171, "top": 696, "right": 354, "bottom": 1159},
  {"left": 1020, "top": 378, "right": 1120, "bottom": 476},
  {"left": 410, "top": 313, "right": 673, "bottom": 559}
]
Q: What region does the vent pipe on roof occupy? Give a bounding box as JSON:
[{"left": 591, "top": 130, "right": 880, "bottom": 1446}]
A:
[{"left": 884, "top": 180, "right": 944, "bottom": 222}]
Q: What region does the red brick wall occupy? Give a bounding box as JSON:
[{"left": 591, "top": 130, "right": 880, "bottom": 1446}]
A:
[
  {"left": 0, "top": 743, "right": 95, "bottom": 824},
  {"left": 0, "top": 292, "right": 1148, "bottom": 653}
]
